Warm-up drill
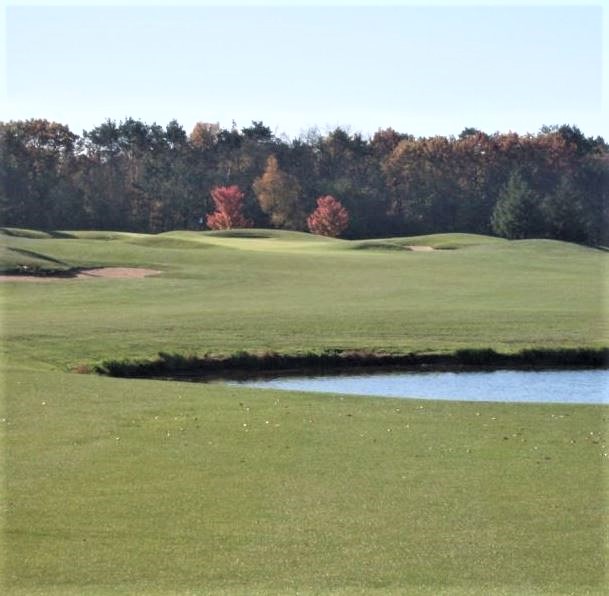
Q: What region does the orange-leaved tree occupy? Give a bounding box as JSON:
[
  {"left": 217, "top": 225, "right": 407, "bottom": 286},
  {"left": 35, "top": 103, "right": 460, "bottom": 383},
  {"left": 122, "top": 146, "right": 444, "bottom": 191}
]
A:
[
  {"left": 206, "top": 185, "right": 252, "bottom": 230},
  {"left": 307, "top": 195, "right": 349, "bottom": 237},
  {"left": 252, "top": 154, "right": 304, "bottom": 229}
]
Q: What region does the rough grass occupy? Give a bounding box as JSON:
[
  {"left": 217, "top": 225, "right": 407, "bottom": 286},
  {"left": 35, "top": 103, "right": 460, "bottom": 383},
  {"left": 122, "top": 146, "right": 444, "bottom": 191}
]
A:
[
  {"left": 96, "top": 347, "right": 609, "bottom": 379},
  {"left": 1, "top": 228, "right": 608, "bottom": 594}
]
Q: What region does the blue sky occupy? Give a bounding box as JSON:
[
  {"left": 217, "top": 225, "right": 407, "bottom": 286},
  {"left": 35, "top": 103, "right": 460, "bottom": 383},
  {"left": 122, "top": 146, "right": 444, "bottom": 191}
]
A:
[{"left": 2, "top": 1, "right": 606, "bottom": 139}]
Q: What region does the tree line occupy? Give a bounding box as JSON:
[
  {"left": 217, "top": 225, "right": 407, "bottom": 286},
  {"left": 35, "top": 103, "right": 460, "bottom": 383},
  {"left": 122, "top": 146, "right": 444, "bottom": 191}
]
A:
[{"left": 1, "top": 118, "right": 607, "bottom": 243}]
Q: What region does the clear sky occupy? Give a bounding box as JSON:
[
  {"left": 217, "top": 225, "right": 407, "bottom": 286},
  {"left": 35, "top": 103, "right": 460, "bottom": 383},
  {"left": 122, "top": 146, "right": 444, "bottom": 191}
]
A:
[{"left": 1, "top": 0, "right": 606, "bottom": 140}]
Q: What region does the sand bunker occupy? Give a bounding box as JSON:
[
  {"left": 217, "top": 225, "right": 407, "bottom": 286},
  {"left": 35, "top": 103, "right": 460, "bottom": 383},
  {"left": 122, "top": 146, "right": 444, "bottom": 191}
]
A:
[
  {"left": 406, "top": 245, "right": 435, "bottom": 252},
  {"left": 0, "top": 267, "right": 161, "bottom": 282},
  {"left": 75, "top": 267, "right": 161, "bottom": 279}
]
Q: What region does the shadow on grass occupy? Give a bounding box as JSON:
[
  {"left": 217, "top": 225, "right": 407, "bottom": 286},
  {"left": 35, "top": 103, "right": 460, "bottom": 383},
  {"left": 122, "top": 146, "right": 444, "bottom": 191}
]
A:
[
  {"left": 95, "top": 347, "right": 609, "bottom": 380},
  {"left": 0, "top": 228, "right": 75, "bottom": 239},
  {"left": 8, "top": 247, "right": 72, "bottom": 266}
]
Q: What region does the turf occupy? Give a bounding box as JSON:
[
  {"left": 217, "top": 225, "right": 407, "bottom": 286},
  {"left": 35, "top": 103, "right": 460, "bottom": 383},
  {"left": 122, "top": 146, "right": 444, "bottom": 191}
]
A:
[
  {"left": 1, "top": 228, "right": 608, "bottom": 594},
  {"left": 0, "top": 229, "right": 606, "bottom": 369}
]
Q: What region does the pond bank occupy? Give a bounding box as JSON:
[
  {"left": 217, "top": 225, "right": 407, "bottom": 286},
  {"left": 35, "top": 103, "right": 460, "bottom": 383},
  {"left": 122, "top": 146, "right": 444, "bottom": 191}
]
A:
[{"left": 94, "top": 347, "right": 609, "bottom": 380}]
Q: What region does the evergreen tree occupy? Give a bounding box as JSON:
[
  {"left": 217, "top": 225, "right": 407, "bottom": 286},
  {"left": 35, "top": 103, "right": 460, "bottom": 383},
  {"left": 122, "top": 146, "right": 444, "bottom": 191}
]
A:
[
  {"left": 541, "top": 177, "right": 587, "bottom": 242},
  {"left": 491, "top": 171, "right": 543, "bottom": 239}
]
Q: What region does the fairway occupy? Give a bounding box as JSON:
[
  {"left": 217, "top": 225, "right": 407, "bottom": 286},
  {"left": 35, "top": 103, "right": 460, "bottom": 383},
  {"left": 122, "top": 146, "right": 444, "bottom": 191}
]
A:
[
  {"left": 1, "top": 229, "right": 607, "bottom": 368},
  {"left": 1, "top": 229, "right": 608, "bottom": 594}
]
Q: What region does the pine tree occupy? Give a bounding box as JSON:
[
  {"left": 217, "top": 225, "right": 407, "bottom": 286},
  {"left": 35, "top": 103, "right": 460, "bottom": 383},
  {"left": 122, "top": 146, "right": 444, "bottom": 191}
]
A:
[
  {"left": 491, "top": 172, "right": 543, "bottom": 239},
  {"left": 541, "top": 177, "right": 586, "bottom": 242}
]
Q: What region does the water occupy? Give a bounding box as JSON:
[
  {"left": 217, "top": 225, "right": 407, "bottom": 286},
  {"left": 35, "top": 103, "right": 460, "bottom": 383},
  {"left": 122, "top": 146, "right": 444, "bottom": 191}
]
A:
[{"left": 232, "top": 369, "right": 609, "bottom": 404}]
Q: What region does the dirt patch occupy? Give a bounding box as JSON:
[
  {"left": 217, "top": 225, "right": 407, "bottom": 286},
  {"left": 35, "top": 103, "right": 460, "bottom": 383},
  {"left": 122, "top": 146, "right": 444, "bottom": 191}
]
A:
[
  {"left": 0, "top": 267, "right": 161, "bottom": 282},
  {"left": 406, "top": 245, "right": 435, "bottom": 252}
]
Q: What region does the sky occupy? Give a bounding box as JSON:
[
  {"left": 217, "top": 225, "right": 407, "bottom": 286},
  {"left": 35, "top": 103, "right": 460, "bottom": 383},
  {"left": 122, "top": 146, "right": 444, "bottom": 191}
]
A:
[{"left": 1, "top": 0, "right": 607, "bottom": 140}]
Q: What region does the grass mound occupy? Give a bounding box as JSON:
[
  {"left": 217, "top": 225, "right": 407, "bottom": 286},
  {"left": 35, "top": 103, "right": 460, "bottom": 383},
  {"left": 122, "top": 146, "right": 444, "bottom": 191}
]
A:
[
  {"left": 347, "top": 233, "right": 508, "bottom": 251},
  {"left": 0, "top": 245, "right": 74, "bottom": 274},
  {"left": 349, "top": 240, "right": 411, "bottom": 251},
  {"left": 1, "top": 227, "right": 51, "bottom": 239},
  {"left": 68, "top": 231, "right": 144, "bottom": 241},
  {"left": 1, "top": 227, "right": 75, "bottom": 239},
  {"left": 204, "top": 228, "right": 322, "bottom": 240},
  {"left": 203, "top": 228, "right": 277, "bottom": 239},
  {"left": 126, "top": 235, "right": 214, "bottom": 250},
  {"left": 400, "top": 233, "right": 508, "bottom": 249}
]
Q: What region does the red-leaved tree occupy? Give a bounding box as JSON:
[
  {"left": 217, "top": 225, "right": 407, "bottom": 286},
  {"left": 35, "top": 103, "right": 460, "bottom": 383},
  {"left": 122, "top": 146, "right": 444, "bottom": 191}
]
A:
[
  {"left": 307, "top": 195, "right": 349, "bottom": 237},
  {"left": 206, "top": 185, "right": 252, "bottom": 230}
]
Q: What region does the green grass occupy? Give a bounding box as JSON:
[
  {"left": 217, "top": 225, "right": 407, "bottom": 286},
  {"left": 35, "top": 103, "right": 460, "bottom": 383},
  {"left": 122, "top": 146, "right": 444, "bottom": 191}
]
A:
[
  {"left": 3, "top": 369, "right": 608, "bottom": 595},
  {"left": 1, "top": 228, "right": 608, "bottom": 594},
  {"left": 350, "top": 233, "right": 508, "bottom": 251},
  {"left": 1, "top": 228, "right": 607, "bottom": 369}
]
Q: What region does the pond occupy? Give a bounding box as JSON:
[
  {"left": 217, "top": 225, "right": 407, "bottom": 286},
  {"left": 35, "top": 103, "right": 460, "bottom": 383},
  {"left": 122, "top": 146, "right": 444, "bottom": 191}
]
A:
[{"left": 231, "top": 369, "right": 609, "bottom": 405}]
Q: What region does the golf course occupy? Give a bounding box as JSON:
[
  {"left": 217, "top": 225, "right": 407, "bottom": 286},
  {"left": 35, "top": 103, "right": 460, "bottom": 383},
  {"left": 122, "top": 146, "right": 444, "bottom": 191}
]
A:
[{"left": 1, "top": 227, "right": 608, "bottom": 594}]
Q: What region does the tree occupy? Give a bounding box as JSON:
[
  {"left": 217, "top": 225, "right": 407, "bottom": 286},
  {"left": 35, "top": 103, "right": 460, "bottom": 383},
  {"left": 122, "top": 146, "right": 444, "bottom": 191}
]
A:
[
  {"left": 165, "top": 119, "right": 187, "bottom": 149},
  {"left": 307, "top": 195, "right": 349, "bottom": 237},
  {"left": 458, "top": 127, "right": 482, "bottom": 140},
  {"left": 1, "top": 115, "right": 606, "bottom": 243},
  {"left": 541, "top": 176, "right": 588, "bottom": 243},
  {"left": 491, "top": 171, "right": 543, "bottom": 239},
  {"left": 242, "top": 120, "right": 273, "bottom": 142},
  {"left": 189, "top": 121, "right": 220, "bottom": 149},
  {"left": 0, "top": 119, "right": 79, "bottom": 229},
  {"left": 206, "top": 185, "right": 252, "bottom": 230},
  {"left": 576, "top": 153, "right": 609, "bottom": 245},
  {"left": 252, "top": 154, "right": 304, "bottom": 229}
]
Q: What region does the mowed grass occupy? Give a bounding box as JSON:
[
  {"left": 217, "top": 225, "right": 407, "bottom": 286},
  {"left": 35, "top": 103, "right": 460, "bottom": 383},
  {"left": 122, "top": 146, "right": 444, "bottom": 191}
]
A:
[
  {"left": 4, "top": 369, "right": 608, "bottom": 595},
  {"left": 1, "top": 228, "right": 608, "bottom": 594},
  {"left": 1, "top": 229, "right": 607, "bottom": 369}
]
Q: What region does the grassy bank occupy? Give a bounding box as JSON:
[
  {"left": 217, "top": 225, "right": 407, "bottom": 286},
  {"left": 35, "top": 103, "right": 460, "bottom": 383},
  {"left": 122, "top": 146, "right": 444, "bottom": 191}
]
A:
[
  {"left": 96, "top": 347, "right": 609, "bottom": 379},
  {"left": 1, "top": 228, "right": 608, "bottom": 594}
]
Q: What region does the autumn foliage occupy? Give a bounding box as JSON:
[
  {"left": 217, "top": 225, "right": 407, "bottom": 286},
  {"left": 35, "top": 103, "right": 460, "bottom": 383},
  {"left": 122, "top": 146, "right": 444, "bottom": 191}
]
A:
[
  {"left": 253, "top": 155, "right": 304, "bottom": 229},
  {"left": 206, "top": 185, "right": 252, "bottom": 230},
  {"left": 307, "top": 195, "right": 349, "bottom": 237},
  {"left": 1, "top": 118, "right": 606, "bottom": 244}
]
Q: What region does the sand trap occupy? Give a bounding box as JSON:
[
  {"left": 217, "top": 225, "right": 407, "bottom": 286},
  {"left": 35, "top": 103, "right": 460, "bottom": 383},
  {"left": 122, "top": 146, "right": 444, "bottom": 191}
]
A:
[
  {"left": 75, "top": 267, "right": 161, "bottom": 279},
  {"left": 0, "top": 267, "right": 161, "bottom": 282},
  {"left": 406, "top": 245, "right": 435, "bottom": 252}
]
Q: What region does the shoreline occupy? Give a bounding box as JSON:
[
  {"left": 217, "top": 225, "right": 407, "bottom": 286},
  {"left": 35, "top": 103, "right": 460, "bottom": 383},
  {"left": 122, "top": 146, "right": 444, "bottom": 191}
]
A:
[{"left": 94, "top": 347, "right": 609, "bottom": 381}]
